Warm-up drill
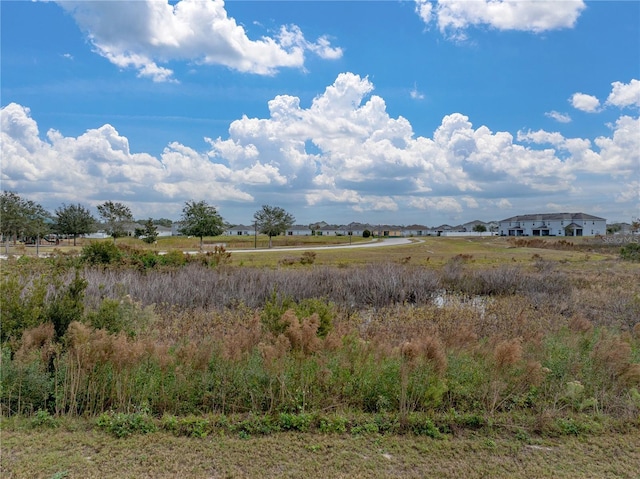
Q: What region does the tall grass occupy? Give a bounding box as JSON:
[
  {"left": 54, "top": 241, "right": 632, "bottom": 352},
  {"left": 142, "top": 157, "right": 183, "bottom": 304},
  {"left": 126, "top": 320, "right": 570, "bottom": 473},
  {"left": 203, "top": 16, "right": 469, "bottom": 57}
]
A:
[{"left": 1, "top": 255, "right": 638, "bottom": 429}]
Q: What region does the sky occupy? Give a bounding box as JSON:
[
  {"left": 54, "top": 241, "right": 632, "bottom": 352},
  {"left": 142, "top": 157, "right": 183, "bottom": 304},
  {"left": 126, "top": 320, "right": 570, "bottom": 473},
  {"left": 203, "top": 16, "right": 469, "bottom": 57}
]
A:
[{"left": 1, "top": 0, "right": 639, "bottom": 227}]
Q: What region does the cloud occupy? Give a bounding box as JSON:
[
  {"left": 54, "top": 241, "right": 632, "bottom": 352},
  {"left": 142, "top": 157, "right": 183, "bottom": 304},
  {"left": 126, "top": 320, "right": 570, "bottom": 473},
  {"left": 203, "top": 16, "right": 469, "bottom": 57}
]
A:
[
  {"left": 570, "top": 92, "right": 600, "bottom": 113},
  {"left": 545, "top": 110, "right": 571, "bottom": 123},
  {"left": 415, "top": 0, "right": 585, "bottom": 39},
  {"left": 57, "top": 0, "right": 341, "bottom": 81},
  {"left": 2, "top": 74, "right": 638, "bottom": 222},
  {"left": 606, "top": 79, "right": 640, "bottom": 109},
  {"left": 410, "top": 83, "right": 425, "bottom": 100}
]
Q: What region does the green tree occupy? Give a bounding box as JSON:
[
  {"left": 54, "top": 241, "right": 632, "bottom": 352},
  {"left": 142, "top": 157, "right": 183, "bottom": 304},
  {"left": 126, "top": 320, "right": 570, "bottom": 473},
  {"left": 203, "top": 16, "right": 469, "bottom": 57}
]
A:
[
  {"left": 179, "top": 200, "right": 225, "bottom": 249},
  {"left": 54, "top": 203, "right": 96, "bottom": 246},
  {"left": 140, "top": 218, "right": 158, "bottom": 244},
  {"left": 152, "top": 218, "right": 173, "bottom": 228},
  {"left": 473, "top": 224, "right": 487, "bottom": 233},
  {"left": 0, "top": 191, "right": 50, "bottom": 254},
  {"left": 97, "top": 201, "right": 134, "bottom": 243},
  {"left": 254, "top": 205, "right": 295, "bottom": 248}
]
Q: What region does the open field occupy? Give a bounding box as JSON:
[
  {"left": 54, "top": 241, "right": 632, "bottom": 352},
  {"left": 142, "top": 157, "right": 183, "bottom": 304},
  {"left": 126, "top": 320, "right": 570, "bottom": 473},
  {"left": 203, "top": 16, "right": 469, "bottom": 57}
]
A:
[
  {"left": 2, "top": 421, "right": 639, "bottom": 479},
  {"left": 1, "top": 236, "right": 638, "bottom": 477}
]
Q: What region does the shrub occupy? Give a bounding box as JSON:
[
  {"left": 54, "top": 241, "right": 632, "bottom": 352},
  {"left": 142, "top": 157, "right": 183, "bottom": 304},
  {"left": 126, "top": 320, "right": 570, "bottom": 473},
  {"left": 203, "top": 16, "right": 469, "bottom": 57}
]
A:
[
  {"left": 47, "top": 270, "right": 87, "bottom": 339},
  {"left": 362, "top": 229, "right": 371, "bottom": 238},
  {"left": 621, "top": 243, "right": 640, "bottom": 261},
  {"left": 96, "top": 410, "right": 157, "bottom": 438},
  {"left": 300, "top": 251, "right": 316, "bottom": 265},
  {"left": 0, "top": 274, "right": 49, "bottom": 343},
  {"left": 30, "top": 409, "right": 58, "bottom": 429},
  {"left": 81, "top": 242, "right": 122, "bottom": 265}
]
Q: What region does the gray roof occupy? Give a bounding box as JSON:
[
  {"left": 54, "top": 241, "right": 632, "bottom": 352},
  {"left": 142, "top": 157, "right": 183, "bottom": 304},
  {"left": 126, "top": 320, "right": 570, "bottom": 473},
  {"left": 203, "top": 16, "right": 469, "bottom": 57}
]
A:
[{"left": 500, "top": 213, "right": 606, "bottom": 222}]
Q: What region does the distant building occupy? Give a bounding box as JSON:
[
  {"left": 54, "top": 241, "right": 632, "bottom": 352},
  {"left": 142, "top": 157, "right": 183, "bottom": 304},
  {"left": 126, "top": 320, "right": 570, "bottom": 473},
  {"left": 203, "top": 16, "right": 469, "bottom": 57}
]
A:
[
  {"left": 499, "top": 213, "right": 606, "bottom": 237},
  {"left": 224, "top": 225, "right": 253, "bottom": 236}
]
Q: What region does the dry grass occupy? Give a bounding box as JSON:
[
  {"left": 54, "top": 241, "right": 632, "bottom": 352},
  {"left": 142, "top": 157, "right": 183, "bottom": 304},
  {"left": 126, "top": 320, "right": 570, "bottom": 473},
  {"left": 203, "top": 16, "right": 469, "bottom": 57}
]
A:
[{"left": 2, "top": 424, "right": 639, "bottom": 479}]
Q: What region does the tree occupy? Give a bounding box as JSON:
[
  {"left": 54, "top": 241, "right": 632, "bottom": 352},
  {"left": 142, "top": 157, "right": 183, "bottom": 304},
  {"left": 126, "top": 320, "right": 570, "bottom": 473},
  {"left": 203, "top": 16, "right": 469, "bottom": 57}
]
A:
[
  {"left": 179, "top": 200, "right": 225, "bottom": 249},
  {"left": 254, "top": 205, "right": 295, "bottom": 248},
  {"left": 139, "top": 218, "right": 158, "bottom": 244},
  {"left": 152, "top": 218, "right": 173, "bottom": 228},
  {"left": 473, "top": 224, "right": 487, "bottom": 233},
  {"left": 54, "top": 203, "right": 96, "bottom": 246},
  {"left": 97, "top": 201, "right": 134, "bottom": 243},
  {"left": 0, "top": 191, "right": 50, "bottom": 254}
]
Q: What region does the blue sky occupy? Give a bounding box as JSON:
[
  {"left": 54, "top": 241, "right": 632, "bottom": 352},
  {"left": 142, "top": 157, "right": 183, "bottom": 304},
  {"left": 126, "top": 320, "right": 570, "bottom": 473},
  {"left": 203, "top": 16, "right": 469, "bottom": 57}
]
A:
[{"left": 2, "top": 0, "right": 639, "bottom": 226}]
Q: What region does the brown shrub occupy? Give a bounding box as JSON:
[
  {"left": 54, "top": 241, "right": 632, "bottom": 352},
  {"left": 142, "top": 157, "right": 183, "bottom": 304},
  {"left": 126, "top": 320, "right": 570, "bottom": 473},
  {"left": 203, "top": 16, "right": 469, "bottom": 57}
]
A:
[
  {"left": 280, "top": 310, "right": 321, "bottom": 355},
  {"left": 494, "top": 338, "right": 523, "bottom": 371},
  {"left": 400, "top": 335, "right": 447, "bottom": 375},
  {"left": 15, "top": 322, "right": 56, "bottom": 364},
  {"left": 621, "top": 364, "right": 640, "bottom": 388},
  {"left": 591, "top": 334, "right": 632, "bottom": 379},
  {"left": 568, "top": 314, "right": 593, "bottom": 333}
]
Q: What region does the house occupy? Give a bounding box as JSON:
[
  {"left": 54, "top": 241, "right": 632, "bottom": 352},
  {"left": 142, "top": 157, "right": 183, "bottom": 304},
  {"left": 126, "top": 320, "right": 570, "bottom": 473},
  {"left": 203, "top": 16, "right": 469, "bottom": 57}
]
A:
[
  {"left": 225, "top": 224, "right": 253, "bottom": 236},
  {"left": 286, "top": 225, "right": 313, "bottom": 236},
  {"left": 402, "top": 224, "right": 430, "bottom": 237},
  {"left": 499, "top": 213, "right": 606, "bottom": 237},
  {"left": 370, "top": 225, "right": 404, "bottom": 237}
]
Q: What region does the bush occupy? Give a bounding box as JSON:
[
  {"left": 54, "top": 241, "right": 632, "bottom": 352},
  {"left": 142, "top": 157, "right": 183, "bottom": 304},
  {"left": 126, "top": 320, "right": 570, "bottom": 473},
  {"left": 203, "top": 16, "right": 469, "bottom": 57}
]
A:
[
  {"left": 81, "top": 242, "right": 122, "bottom": 265},
  {"left": 96, "top": 410, "right": 157, "bottom": 438},
  {"left": 362, "top": 229, "right": 371, "bottom": 238},
  {"left": 621, "top": 243, "right": 640, "bottom": 261}
]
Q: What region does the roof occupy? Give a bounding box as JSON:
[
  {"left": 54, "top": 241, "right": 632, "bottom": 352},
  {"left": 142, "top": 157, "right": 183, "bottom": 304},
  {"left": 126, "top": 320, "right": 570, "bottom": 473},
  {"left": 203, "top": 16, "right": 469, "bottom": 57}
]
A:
[{"left": 499, "top": 213, "right": 606, "bottom": 222}]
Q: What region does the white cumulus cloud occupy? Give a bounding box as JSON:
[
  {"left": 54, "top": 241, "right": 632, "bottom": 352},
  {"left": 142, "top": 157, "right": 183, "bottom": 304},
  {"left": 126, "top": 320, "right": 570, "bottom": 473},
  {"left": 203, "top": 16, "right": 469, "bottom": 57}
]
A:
[
  {"left": 606, "top": 79, "right": 640, "bottom": 109},
  {"left": 57, "top": 0, "right": 342, "bottom": 81},
  {"left": 545, "top": 111, "right": 572, "bottom": 123},
  {"left": 2, "top": 74, "right": 638, "bottom": 222},
  {"left": 571, "top": 92, "right": 601, "bottom": 113},
  {"left": 415, "top": 0, "right": 585, "bottom": 39}
]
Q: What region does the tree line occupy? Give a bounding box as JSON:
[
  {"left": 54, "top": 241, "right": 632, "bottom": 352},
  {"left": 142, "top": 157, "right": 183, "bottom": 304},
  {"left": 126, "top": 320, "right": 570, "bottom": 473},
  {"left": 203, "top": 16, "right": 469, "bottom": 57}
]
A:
[{"left": 0, "top": 191, "right": 295, "bottom": 251}]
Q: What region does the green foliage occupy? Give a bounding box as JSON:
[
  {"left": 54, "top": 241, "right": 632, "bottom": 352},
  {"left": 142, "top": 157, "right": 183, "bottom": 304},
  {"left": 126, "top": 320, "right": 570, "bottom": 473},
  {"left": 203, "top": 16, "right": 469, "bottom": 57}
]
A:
[
  {"left": 1, "top": 348, "right": 53, "bottom": 415},
  {"left": 253, "top": 205, "right": 295, "bottom": 248},
  {"left": 48, "top": 270, "right": 87, "bottom": 339},
  {"left": 620, "top": 243, "right": 640, "bottom": 261},
  {"left": 260, "top": 292, "right": 334, "bottom": 338},
  {"left": 0, "top": 191, "right": 51, "bottom": 248},
  {"left": 294, "top": 298, "right": 334, "bottom": 338},
  {"left": 139, "top": 218, "right": 159, "bottom": 244},
  {"left": 319, "top": 414, "right": 348, "bottom": 433},
  {"left": 404, "top": 413, "right": 442, "bottom": 438},
  {"left": 179, "top": 200, "right": 225, "bottom": 248},
  {"left": 0, "top": 274, "right": 49, "bottom": 342},
  {"left": 54, "top": 203, "right": 96, "bottom": 246},
  {"left": 362, "top": 229, "right": 371, "bottom": 238},
  {"left": 96, "top": 410, "right": 157, "bottom": 438},
  {"left": 31, "top": 409, "right": 58, "bottom": 429},
  {"left": 97, "top": 201, "right": 134, "bottom": 242},
  {"left": 278, "top": 412, "right": 314, "bottom": 432},
  {"left": 81, "top": 241, "right": 123, "bottom": 265}
]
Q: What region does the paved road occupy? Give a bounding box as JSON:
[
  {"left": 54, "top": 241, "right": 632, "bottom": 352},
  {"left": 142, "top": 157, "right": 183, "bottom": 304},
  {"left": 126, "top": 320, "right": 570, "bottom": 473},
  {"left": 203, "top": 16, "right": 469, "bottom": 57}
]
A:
[
  {"left": 225, "top": 237, "right": 417, "bottom": 253},
  {"left": 0, "top": 238, "right": 418, "bottom": 259}
]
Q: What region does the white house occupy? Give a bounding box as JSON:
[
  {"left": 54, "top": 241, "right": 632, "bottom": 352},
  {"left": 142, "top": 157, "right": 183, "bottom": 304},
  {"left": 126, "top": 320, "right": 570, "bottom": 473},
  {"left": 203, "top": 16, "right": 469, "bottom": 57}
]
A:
[
  {"left": 225, "top": 224, "right": 253, "bottom": 236},
  {"left": 499, "top": 213, "right": 606, "bottom": 237},
  {"left": 286, "top": 225, "right": 313, "bottom": 236}
]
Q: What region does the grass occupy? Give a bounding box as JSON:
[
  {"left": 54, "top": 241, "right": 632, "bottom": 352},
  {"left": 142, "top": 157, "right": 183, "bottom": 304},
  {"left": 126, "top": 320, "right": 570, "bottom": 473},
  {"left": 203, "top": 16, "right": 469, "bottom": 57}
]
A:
[
  {"left": 1, "top": 235, "right": 637, "bottom": 478},
  {"left": 2, "top": 421, "right": 639, "bottom": 478}
]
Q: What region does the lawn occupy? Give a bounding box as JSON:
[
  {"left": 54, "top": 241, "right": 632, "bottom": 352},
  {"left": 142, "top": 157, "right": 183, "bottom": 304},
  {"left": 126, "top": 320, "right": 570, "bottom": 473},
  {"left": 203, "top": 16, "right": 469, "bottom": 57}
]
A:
[{"left": 2, "top": 422, "right": 639, "bottom": 479}]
